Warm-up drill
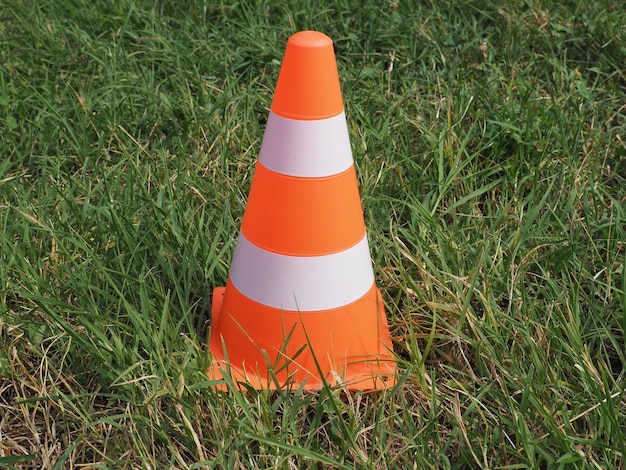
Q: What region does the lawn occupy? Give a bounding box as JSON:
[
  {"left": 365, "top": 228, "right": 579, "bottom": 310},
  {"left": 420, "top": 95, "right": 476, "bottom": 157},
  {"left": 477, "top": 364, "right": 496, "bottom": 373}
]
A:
[{"left": 1, "top": 0, "right": 625, "bottom": 468}]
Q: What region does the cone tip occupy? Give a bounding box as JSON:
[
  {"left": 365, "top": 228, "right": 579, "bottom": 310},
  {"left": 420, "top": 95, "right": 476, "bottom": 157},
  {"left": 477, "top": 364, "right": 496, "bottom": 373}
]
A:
[
  {"left": 288, "top": 31, "right": 333, "bottom": 48},
  {"left": 272, "top": 30, "right": 343, "bottom": 120}
]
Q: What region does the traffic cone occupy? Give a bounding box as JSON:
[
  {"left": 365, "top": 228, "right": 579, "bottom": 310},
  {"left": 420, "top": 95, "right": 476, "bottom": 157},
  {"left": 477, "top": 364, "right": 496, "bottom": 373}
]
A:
[{"left": 209, "top": 31, "right": 396, "bottom": 390}]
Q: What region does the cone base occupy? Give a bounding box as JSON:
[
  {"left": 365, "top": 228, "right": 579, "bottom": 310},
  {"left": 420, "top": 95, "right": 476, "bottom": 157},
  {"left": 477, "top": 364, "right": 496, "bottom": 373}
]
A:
[{"left": 208, "top": 287, "right": 396, "bottom": 391}]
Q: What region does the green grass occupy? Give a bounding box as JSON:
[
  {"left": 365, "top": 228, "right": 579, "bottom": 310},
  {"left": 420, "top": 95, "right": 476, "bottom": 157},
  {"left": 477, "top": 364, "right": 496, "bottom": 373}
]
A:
[{"left": 1, "top": 0, "right": 625, "bottom": 468}]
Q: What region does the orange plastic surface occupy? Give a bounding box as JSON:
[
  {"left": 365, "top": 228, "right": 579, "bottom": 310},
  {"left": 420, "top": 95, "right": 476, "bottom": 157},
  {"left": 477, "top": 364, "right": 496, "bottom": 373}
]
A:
[
  {"left": 271, "top": 31, "right": 344, "bottom": 120},
  {"left": 241, "top": 163, "right": 366, "bottom": 256},
  {"left": 208, "top": 281, "right": 396, "bottom": 390}
]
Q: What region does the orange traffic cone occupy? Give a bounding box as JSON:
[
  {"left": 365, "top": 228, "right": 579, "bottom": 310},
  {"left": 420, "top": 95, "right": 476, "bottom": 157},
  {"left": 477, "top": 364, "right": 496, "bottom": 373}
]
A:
[{"left": 209, "top": 31, "right": 396, "bottom": 390}]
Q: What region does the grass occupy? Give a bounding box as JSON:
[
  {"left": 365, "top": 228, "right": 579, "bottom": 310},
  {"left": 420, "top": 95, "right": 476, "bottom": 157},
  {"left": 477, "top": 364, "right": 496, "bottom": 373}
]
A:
[{"left": 1, "top": 0, "right": 625, "bottom": 467}]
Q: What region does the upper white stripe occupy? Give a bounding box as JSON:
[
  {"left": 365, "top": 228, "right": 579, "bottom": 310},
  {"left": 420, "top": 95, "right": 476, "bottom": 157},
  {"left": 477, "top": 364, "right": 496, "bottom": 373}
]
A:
[
  {"left": 229, "top": 233, "right": 375, "bottom": 311},
  {"left": 258, "top": 111, "right": 354, "bottom": 178}
]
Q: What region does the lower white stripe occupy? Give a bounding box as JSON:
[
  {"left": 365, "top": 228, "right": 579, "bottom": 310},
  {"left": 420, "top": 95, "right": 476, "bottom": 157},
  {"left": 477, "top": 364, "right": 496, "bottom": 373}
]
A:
[
  {"left": 259, "top": 111, "right": 354, "bottom": 177},
  {"left": 229, "top": 233, "right": 375, "bottom": 311}
]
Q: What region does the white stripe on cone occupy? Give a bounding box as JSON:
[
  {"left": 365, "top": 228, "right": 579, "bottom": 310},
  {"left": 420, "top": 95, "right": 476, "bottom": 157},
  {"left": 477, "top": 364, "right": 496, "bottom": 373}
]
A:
[
  {"left": 229, "top": 233, "right": 375, "bottom": 311},
  {"left": 259, "top": 111, "right": 354, "bottom": 178}
]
